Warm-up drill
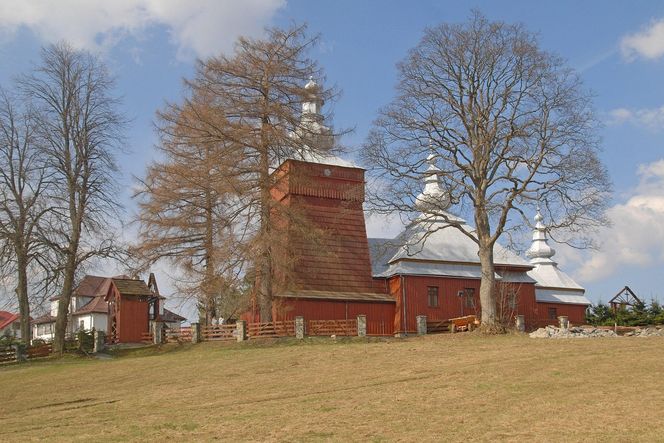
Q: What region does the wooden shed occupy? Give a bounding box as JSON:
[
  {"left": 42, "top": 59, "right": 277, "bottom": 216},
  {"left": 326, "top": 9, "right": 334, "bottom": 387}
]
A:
[{"left": 105, "top": 278, "right": 155, "bottom": 343}]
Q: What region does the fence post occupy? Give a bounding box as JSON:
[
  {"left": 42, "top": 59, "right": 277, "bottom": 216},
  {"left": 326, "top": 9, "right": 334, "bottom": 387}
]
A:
[
  {"left": 295, "top": 316, "right": 305, "bottom": 339},
  {"left": 152, "top": 321, "right": 163, "bottom": 345},
  {"left": 93, "top": 330, "right": 106, "bottom": 353},
  {"left": 558, "top": 316, "right": 569, "bottom": 330},
  {"left": 516, "top": 315, "right": 526, "bottom": 333},
  {"left": 191, "top": 322, "right": 201, "bottom": 343},
  {"left": 416, "top": 315, "right": 427, "bottom": 336},
  {"left": 357, "top": 315, "right": 367, "bottom": 337},
  {"left": 236, "top": 320, "right": 247, "bottom": 342},
  {"left": 14, "top": 343, "right": 26, "bottom": 362}
]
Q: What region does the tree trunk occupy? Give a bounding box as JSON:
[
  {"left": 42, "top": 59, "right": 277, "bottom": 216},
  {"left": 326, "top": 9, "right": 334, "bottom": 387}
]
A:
[
  {"left": 53, "top": 254, "right": 76, "bottom": 354},
  {"left": 16, "top": 251, "right": 31, "bottom": 344},
  {"left": 475, "top": 204, "right": 501, "bottom": 332},
  {"left": 478, "top": 244, "right": 498, "bottom": 330}
]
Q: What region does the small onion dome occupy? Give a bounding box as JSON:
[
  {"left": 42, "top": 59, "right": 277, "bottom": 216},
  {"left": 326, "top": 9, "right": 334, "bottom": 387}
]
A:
[
  {"left": 526, "top": 207, "right": 556, "bottom": 263},
  {"left": 304, "top": 76, "right": 318, "bottom": 90},
  {"left": 415, "top": 153, "right": 450, "bottom": 211}
]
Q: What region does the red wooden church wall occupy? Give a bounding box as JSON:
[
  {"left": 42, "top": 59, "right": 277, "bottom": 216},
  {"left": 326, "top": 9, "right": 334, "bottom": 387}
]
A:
[{"left": 273, "top": 298, "right": 395, "bottom": 336}]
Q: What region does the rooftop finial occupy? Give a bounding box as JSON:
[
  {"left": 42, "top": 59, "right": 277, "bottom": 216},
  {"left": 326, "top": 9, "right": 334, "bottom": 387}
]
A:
[
  {"left": 526, "top": 205, "right": 556, "bottom": 263},
  {"left": 415, "top": 150, "right": 450, "bottom": 212}
]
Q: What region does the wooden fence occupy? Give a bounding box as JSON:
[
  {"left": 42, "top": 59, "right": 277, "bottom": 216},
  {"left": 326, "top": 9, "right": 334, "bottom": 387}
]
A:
[
  {"left": 367, "top": 320, "right": 390, "bottom": 336},
  {"left": 307, "top": 319, "right": 357, "bottom": 336},
  {"left": 247, "top": 321, "right": 295, "bottom": 338},
  {"left": 140, "top": 332, "right": 153, "bottom": 343},
  {"left": 201, "top": 324, "right": 235, "bottom": 341},
  {"left": 165, "top": 326, "right": 193, "bottom": 342},
  {"left": 0, "top": 343, "right": 53, "bottom": 365},
  {"left": 0, "top": 347, "right": 15, "bottom": 364}
]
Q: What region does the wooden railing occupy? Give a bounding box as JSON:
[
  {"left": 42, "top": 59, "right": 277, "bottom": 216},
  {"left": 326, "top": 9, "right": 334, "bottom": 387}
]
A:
[
  {"left": 0, "top": 343, "right": 53, "bottom": 365},
  {"left": 367, "top": 320, "right": 391, "bottom": 336},
  {"left": 140, "top": 332, "right": 153, "bottom": 343},
  {"left": 165, "top": 326, "right": 192, "bottom": 342},
  {"left": 26, "top": 343, "right": 52, "bottom": 359},
  {"left": 0, "top": 347, "right": 15, "bottom": 364},
  {"left": 201, "top": 324, "right": 235, "bottom": 341},
  {"left": 247, "top": 321, "right": 295, "bottom": 338},
  {"left": 307, "top": 319, "right": 357, "bottom": 336}
]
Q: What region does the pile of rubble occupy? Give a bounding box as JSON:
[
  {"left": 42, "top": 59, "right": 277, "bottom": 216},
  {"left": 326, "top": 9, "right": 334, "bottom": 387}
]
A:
[
  {"left": 529, "top": 326, "right": 617, "bottom": 338},
  {"left": 624, "top": 327, "right": 664, "bottom": 337},
  {"left": 530, "top": 325, "right": 664, "bottom": 338}
]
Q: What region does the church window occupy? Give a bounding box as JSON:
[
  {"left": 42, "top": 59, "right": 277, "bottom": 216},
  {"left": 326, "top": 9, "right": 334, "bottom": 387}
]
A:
[{"left": 427, "top": 286, "right": 439, "bottom": 307}]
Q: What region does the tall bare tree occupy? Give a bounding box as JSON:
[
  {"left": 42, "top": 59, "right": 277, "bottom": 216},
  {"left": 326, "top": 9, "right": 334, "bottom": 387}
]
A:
[
  {"left": 363, "top": 12, "right": 611, "bottom": 331},
  {"left": 0, "top": 90, "right": 52, "bottom": 343},
  {"left": 153, "top": 24, "right": 341, "bottom": 321},
  {"left": 134, "top": 93, "right": 246, "bottom": 324},
  {"left": 20, "top": 43, "right": 126, "bottom": 352}
]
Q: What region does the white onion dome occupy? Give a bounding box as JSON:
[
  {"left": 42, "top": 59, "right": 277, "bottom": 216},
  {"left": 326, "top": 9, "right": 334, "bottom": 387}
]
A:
[
  {"left": 526, "top": 207, "right": 556, "bottom": 264},
  {"left": 415, "top": 153, "right": 450, "bottom": 212}
]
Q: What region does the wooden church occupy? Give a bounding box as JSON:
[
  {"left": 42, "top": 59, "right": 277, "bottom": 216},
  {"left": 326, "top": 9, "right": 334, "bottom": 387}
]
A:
[{"left": 249, "top": 78, "right": 590, "bottom": 334}]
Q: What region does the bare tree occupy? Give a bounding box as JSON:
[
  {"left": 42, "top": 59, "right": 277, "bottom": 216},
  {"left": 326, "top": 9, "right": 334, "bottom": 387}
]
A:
[
  {"left": 19, "top": 43, "right": 126, "bottom": 352},
  {"left": 363, "top": 12, "right": 611, "bottom": 331},
  {"left": 153, "top": 24, "right": 341, "bottom": 321},
  {"left": 134, "top": 93, "right": 247, "bottom": 324},
  {"left": 0, "top": 89, "right": 52, "bottom": 343}
]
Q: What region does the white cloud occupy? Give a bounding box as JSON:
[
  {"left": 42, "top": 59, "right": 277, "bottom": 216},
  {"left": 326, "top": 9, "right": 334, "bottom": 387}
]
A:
[
  {"left": 566, "top": 159, "right": 664, "bottom": 282},
  {"left": 606, "top": 106, "right": 664, "bottom": 130},
  {"left": 0, "top": 0, "right": 285, "bottom": 60},
  {"left": 621, "top": 18, "right": 664, "bottom": 61}
]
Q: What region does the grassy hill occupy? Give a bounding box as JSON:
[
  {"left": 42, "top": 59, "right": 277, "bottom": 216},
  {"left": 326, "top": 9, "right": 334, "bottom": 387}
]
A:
[{"left": 1, "top": 334, "right": 663, "bottom": 442}]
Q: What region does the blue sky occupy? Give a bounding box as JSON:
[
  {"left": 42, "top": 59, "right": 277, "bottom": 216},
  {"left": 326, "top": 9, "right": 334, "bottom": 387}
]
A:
[{"left": 1, "top": 0, "right": 664, "bottom": 311}]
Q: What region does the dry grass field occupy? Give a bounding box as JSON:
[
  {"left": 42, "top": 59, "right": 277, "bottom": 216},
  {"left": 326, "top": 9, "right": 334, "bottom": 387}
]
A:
[{"left": 1, "top": 334, "right": 663, "bottom": 442}]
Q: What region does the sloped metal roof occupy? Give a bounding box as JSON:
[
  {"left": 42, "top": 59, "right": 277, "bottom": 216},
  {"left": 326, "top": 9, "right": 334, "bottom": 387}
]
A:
[
  {"left": 276, "top": 290, "right": 395, "bottom": 303},
  {"left": 527, "top": 265, "right": 584, "bottom": 291},
  {"left": 368, "top": 213, "right": 532, "bottom": 279},
  {"left": 535, "top": 288, "right": 591, "bottom": 305}
]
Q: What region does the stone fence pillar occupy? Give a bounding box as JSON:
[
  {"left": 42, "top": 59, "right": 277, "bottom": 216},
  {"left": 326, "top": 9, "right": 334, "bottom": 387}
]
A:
[
  {"left": 191, "top": 322, "right": 201, "bottom": 344},
  {"left": 152, "top": 321, "right": 163, "bottom": 345},
  {"left": 558, "top": 316, "right": 569, "bottom": 330},
  {"left": 357, "top": 315, "right": 367, "bottom": 337},
  {"left": 516, "top": 315, "right": 526, "bottom": 333},
  {"left": 236, "top": 320, "right": 247, "bottom": 342},
  {"left": 93, "top": 330, "right": 106, "bottom": 353},
  {"left": 14, "top": 343, "right": 26, "bottom": 362},
  {"left": 295, "top": 316, "right": 305, "bottom": 339},
  {"left": 416, "top": 315, "right": 427, "bottom": 336}
]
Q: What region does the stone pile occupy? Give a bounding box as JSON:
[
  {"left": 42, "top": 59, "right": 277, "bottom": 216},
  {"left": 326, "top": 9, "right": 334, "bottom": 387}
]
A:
[
  {"left": 530, "top": 325, "right": 664, "bottom": 338},
  {"left": 624, "top": 327, "right": 664, "bottom": 337},
  {"left": 529, "top": 326, "right": 617, "bottom": 339}
]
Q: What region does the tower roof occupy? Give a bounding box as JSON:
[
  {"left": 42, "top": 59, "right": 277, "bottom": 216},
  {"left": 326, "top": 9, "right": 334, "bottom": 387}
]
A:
[
  {"left": 525, "top": 207, "right": 588, "bottom": 302},
  {"left": 415, "top": 153, "right": 450, "bottom": 212}
]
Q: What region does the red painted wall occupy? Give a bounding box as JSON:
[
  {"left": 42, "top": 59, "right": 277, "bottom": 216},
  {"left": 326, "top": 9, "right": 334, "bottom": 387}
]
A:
[
  {"left": 273, "top": 298, "right": 396, "bottom": 336},
  {"left": 387, "top": 274, "right": 541, "bottom": 333},
  {"left": 117, "top": 295, "right": 150, "bottom": 343},
  {"left": 530, "top": 302, "right": 588, "bottom": 329}
]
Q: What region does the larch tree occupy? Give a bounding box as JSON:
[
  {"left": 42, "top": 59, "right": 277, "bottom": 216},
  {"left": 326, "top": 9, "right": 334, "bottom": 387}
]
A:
[
  {"left": 152, "top": 24, "right": 341, "bottom": 321},
  {"left": 0, "top": 90, "right": 52, "bottom": 343},
  {"left": 134, "top": 91, "right": 247, "bottom": 324},
  {"left": 363, "top": 12, "right": 611, "bottom": 331},
  {"left": 20, "top": 43, "right": 126, "bottom": 353}
]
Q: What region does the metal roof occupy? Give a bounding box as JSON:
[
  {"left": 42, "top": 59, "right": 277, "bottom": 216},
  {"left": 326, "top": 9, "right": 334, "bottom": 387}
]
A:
[
  {"left": 535, "top": 288, "right": 591, "bottom": 305},
  {"left": 527, "top": 265, "right": 584, "bottom": 291},
  {"left": 276, "top": 290, "right": 395, "bottom": 303}
]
